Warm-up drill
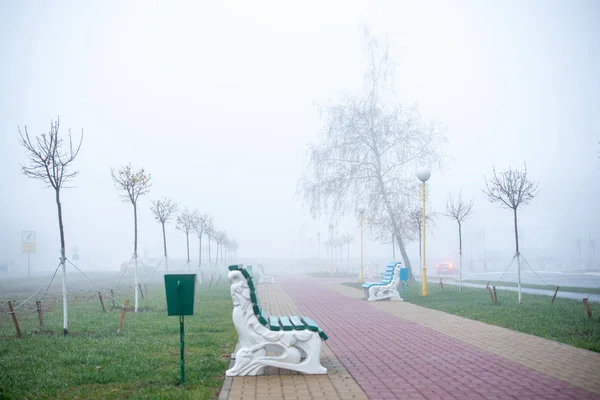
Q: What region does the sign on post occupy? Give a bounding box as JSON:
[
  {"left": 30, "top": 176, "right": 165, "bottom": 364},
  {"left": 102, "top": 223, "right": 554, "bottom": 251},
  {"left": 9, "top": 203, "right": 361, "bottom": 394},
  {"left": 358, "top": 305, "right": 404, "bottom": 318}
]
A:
[
  {"left": 21, "top": 231, "right": 36, "bottom": 253},
  {"left": 164, "top": 274, "right": 197, "bottom": 386}
]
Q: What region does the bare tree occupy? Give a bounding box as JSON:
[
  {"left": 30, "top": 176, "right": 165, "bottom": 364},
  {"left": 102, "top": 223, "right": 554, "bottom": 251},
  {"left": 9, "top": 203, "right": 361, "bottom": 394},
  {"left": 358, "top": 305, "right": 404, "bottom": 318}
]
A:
[
  {"left": 150, "top": 197, "right": 177, "bottom": 272},
  {"left": 484, "top": 163, "right": 538, "bottom": 304},
  {"left": 194, "top": 212, "right": 209, "bottom": 269},
  {"left": 444, "top": 191, "right": 474, "bottom": 292},
  {"left": 205, "top": 215, "right": 214, "bottom": 265},
  {"left": 298, "top": 29, "right": 446, "bottom": 278},
  {"left": 111, "top": 163, "right": 151, "bottom": 313},
  {"left": 18, "top": 116, "right": 83, "bottom": 335},
  {"left": 588, "top": 235, "right": 596, "bottom": 267},
  {"left": 176, "top": 208, "right": 198, "bottom": 270}
]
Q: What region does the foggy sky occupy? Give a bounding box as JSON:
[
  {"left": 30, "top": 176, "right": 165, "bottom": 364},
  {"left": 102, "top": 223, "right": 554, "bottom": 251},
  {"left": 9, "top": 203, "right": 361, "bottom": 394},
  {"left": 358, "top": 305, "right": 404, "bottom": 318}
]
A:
[{"left": 1, "top": 0, "right": 599, "bottom": 273}]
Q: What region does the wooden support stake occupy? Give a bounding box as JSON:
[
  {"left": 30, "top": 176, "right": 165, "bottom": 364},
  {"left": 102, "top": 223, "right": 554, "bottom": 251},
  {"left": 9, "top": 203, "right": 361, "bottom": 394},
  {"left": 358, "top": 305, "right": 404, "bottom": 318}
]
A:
[
  {"left": 138, "top": 284, "right": 145, "bottom": 300},
  {"left": 98, "top": 292, "right": 106, "bottom": 312},
  {"left": 485, "top": 281, "right": 490, "bottom": 292},
  {"left": 36, "top": 300, "right": 44, "bottom": 332},
  {"left": 439, "top": 278, "right": 445, "bottom": 292},
  {"left": 492, "top": 286, "right": 498, "bottom": 304},
  {"left": 551, "top": 286, "right": 560, "bottom": 304},
  {"left": 117, "top": 299, "right": 129, "bottom": 334},
  {"left": 7, "top": 300, "right": 22, "bottom": 338},
  {"left": 488, "top": 287, "right": 494, "bottom": 303},
  {"left": 583, "top": 298, "right": 592, "bottom": 319},
  {"left": 208, "top": 274, "right": 214, "bottom": 290},
  {"left": 216, "top": 274, "right": 222, "bottom": 286},
  {"left": 110, "top": 289, "right": 116, "bottom": 308}
]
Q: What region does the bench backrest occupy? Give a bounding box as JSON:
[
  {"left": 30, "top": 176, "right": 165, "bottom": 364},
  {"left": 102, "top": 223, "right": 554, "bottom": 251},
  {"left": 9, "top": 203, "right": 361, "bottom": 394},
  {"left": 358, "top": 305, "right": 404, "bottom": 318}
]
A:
[
  {"left": 381, "top": 262, "right": 401, "bottom": 283},
  {"left": 228, "top": 264, "right": 269, "bottom": 326}
]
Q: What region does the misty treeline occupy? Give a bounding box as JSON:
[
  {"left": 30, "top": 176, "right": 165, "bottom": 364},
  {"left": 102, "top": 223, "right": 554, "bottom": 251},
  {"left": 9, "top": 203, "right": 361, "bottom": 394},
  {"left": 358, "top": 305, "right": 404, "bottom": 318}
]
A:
[{"left": 298, "top": 29, "right": 542, "bottom": 286}]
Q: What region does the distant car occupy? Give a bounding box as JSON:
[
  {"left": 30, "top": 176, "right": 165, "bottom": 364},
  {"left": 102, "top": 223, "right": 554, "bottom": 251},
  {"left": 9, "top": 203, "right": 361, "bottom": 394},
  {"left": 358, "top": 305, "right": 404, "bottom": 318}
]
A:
[{"left": 436, "top": 263, "right": 456, "bottom": 275}]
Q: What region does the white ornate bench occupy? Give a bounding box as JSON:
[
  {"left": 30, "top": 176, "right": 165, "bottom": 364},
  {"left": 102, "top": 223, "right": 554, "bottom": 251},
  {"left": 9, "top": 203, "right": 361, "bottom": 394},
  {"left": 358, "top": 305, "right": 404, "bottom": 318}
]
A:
[
  {"left": 257, "top": 264, "right": 276, "bottom": 284},
  {"left": 361, "top": 262, "right": 403, "bottom": 301},
  {"left": 226, "top": 264, "right": 328, "bottom": 376}
]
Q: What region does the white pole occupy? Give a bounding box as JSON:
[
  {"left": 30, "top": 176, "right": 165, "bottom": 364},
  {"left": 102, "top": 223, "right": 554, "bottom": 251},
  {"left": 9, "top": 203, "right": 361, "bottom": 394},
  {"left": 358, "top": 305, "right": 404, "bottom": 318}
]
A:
[
  {"left": 134, "top": 255, "right": 139, "bottom": 313},
  {"left": 62, "top": 258, "right": 68, "bottom": 335}
]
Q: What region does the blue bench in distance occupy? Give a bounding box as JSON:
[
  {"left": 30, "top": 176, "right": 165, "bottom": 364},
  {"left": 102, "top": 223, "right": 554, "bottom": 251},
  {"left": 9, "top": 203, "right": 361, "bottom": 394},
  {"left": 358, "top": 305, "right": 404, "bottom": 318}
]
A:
[{"left": 362, "top": 262, "right": 403, "bottom": 301}]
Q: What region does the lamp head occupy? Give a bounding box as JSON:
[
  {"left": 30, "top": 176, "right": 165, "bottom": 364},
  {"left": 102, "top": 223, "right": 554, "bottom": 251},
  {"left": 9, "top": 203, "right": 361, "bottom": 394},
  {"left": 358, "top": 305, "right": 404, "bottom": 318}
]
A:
[{"left": 416, "top": 168, "right": 431, "bottom": 182}]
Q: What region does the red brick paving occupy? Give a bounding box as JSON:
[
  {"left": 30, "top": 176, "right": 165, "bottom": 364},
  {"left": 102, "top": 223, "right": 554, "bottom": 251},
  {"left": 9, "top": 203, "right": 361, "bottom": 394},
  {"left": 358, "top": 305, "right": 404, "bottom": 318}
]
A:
[{"left": 282, "top": 281, "right": 600, "bottom": 400}]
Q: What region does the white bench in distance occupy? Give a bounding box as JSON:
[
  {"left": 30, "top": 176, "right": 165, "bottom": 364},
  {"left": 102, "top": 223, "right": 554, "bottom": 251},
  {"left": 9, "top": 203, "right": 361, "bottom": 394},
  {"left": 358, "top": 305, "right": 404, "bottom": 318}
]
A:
[
  {"left": 257, "top": 264, "right": 276, "bottom": 284},
  {"left": 361, "top": 262, "right": 403, "bottom": 301},
  {"left": 226, "top": 264, "right": 328, "bottom": 376}
]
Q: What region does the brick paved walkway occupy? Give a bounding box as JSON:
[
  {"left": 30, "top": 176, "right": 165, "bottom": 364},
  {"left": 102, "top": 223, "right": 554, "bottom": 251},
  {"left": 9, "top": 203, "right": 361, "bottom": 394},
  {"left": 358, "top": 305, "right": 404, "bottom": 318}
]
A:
[
  {"left": 221, "top": 277, "right": 600, "bottom": 400},
  {"left": 283, "top": 280, "right": 600, "bottom": 400}
]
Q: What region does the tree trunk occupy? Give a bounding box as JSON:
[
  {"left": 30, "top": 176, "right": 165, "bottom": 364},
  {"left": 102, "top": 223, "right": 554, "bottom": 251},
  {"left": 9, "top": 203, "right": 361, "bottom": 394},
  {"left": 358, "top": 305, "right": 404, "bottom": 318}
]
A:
[
  {"left": 458, "top": 221, "right": 463, "bottom": 293},
  {"left": 513, "top": 207, "right": 522, "bottom": 304},
  {"left": 198, "top": 234, "right": 202, "bottom": 268},
  {"left": 162, "top": 222, "right": 168, "bottom": 272},
  {"left": 208, "top": 236, "right": 211, "bottom": 264},
  {"left": 379, "top": 182, "right": 413, "bottom": 278},
  {"left": 186, "top": 231, "right": 190, "bottom": 270},
  {"left": 56, "top": 188, "right": 68, "bottom": 336},
  {"left": 133, "top": 202, "right": 139, "bottom": 312}
]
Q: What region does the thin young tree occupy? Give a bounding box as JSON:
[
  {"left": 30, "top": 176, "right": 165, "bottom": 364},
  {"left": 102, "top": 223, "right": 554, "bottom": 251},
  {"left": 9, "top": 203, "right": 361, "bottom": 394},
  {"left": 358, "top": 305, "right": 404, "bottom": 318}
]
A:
[
  {"left": 194, "top": 212, "right": 209, "bottom": 269},
  {"left": 111, "top": 163, "right": 151, "bottom": 313},
  {"left": 484, "top": 163, "right": 539, "bottom": 304},
  {"left": 298, "top": 28, "right": 446, "bottom": 279},
  {"left": 205, "top": 215, "right": 214, "bottom": 266},
  {"left": 176, "top": 208, "right": 198, "bottom": 271},
  {"left": 18, "top": 116, "right": 83, "bottom": 335},
  {"left": 444, "top": 191, "right": 474, "bottom": 292},
  {"left": 150, "top": 197, "right": 178, "bottom": 272}
]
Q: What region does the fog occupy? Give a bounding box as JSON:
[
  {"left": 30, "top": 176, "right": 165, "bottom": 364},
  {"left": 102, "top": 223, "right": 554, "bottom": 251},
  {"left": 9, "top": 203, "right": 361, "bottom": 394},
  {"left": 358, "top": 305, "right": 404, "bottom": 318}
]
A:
[{"left": 1, "top": 0, "right": 599, "bottom": 277}]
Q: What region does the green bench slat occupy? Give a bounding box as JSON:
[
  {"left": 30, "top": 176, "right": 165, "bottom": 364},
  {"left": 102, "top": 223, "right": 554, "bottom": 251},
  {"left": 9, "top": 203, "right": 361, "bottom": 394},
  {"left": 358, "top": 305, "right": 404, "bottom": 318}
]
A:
[
  {"left": 269, "top": 316, "right": 281, "bottom": 331},
  {"left": 279, "top": 316, "right": 294, "bottom": 331},
  {"left": 259, "top": 308, "right": 269, "bottom": 326},
  {"left": 289, "top": 316, "right": 306, "bottom": 330},
  {"left": 301, "top": 316, "right": 328, "bottom": 340},
  {"left": 250, "top": 292, "right": 258, "bottom": 305}
]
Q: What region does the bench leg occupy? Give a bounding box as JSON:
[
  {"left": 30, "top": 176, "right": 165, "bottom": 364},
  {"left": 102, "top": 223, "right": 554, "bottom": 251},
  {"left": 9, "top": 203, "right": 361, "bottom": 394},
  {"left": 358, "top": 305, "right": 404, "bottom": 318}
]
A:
[{"left": 226, "top": 332, "right": 327, "bottom": 376}]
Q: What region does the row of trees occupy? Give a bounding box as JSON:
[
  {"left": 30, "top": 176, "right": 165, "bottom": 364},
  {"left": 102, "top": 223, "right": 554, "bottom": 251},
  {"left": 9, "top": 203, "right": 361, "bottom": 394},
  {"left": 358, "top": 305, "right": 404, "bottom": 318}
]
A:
[
  {"left": 109, "top": 164, "right": 239, "bottom": 312},
  {"left": 18, "top": 119, "right": 239, "bottom": 331}
]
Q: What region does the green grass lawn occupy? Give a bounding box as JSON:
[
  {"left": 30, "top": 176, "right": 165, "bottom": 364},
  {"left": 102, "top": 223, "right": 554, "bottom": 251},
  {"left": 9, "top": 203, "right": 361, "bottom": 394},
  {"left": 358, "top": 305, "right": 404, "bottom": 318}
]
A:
[
  {"left": 343, "top": 281, "right": 600, "bottom": 352},
  {"left": 0, "top": 278, "right": 237, "bottom": 399},
  {"left": 460, "top": 280, "right": 600, "bottom": 295}
]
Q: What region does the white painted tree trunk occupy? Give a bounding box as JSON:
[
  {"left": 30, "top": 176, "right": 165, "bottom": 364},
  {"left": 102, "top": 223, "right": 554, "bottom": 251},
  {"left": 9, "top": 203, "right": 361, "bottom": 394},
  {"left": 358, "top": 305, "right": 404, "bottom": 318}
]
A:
[
  {"left": 516, "top": 253, "right": 522, "bottom": 304},
  {"left": 134, "top": 255, "right": 139, "bottom": 313},
  {"left": 61, "top": 258, "right": 68, "bottom": 335}
]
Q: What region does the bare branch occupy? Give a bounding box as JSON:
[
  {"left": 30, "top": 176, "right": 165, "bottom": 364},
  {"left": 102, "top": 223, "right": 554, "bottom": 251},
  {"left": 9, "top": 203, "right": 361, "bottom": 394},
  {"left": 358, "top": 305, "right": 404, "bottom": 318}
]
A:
[
  {"left": 151, "top": 197, "right": 178, "bottom": 224},
  {"left": 18, "top": 116, "right": 83, "bottom": 190},
  {"left": 111, "top": 163, "right": 152, "bottom": 205},
  {"left": 176, "top": 208, "right": 199, "bottom": 235},
  {"left": 444, "top": 191, "right": 474, "bottom": 223},
  {"left": 483, "top": 163, "right": 539, "bottom": 210}
]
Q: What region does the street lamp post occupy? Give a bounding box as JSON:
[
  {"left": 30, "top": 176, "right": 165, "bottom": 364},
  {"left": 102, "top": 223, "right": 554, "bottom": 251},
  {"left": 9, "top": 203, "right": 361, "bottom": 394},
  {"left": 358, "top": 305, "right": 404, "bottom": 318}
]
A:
[
  {"left": 358, "top": 205, "right": 366, "bottom": 283},
  {"left": 416, "top": 168, "right": 431, "bottom": 296}
]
